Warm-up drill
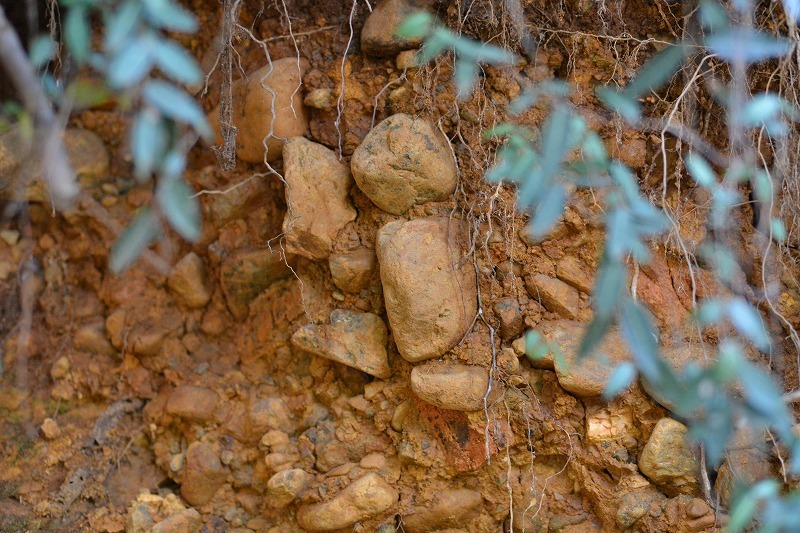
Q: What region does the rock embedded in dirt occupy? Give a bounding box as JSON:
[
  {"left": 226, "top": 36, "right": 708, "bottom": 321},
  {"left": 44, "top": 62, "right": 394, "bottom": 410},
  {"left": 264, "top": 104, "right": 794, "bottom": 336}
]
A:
[
  {"left": 149, "top": 509, "right": 201, "bottom": 533},
  {"left": 351, "top": 114, "right": 457, "bottom": 215},
  {"left": 267, "top": 468, "right": 315, "bottom": 508},
  {"left": 376, "top": 218, "right": 476, "bottom": 362},
  {"left": 73, "top": 323, "right": 116, "bottom": 356},
  {"left": 291, "top": 310, "right": 390, "bottom": 379},
  {"left": 40, "top": 418, "right": 61, "bottom": 440},
  {"left": 494, "top": 297, "right": 524, "bottom": 340},
  {"left": 544, "top": 320, "right": 631, "bottom": 397},
  {"left": 616, "top": 489, "right": 666, "bottom": 529},
  {"left": 220, "top": 248, "right": 292, "bottom": 319},
  {"left": 556, "top": 256, "right": 593, "bottom": 294},
  {"left": 638, "top": 418, "right": 699, "bottom": 496},
  {"left": 248, "top": 397, "right": 295, "bottom": 435},
  {"left": 166, "top": 385, "right": 219, "bottom": 423},
  {"left": 180, "top": 442, "right": 228, "bottom": 507},
  {"left": 410, "top": 361, "right": 489, "bottom": 411},
  {"left": 525, "top": 274, "right": 581, "bottom": 319},
  {"left": 282, "top": 137, "right": 356, "bottom": 260},
  {"left": 296, "top": 472, "right": 397, "bottom": 531},
  {"left": 0, "top": 127, "right": 109, "bottom": 201},
  {"left": 402, "top": 489, "right": 483, "bottom": 532},
  {"left": 168, "top": 252, "right": 212, "bottom": 309},
  {"left": 361, "top": 0, "right": 425, "bottom": 56},
  {"left": 328, "top": 248, "right": 376, "bottom": 293},
  {"left": 715, "top": 427, "right": 773, "bottom": 506},
  {"left": 208, "top": 57, "right": 309, "bottom": 163}
]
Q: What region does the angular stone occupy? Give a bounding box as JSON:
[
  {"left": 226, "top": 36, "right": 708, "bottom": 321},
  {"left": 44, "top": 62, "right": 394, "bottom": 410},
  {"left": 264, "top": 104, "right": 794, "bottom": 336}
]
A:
[
  {"left": 267, "top": 468, "right": 315, "bottom": 508},
  {"left": 40, "top": 418, "right": 61, "bottom": 440},
  {"left": 494, "top": 297, "right": 524, "bottom": 340},
  {"left": 220, "top": 248, "right": 292, "bottom": 319},
  {"left": 282, "top": 137, "right": 356, "bottom": 260},
  {"left": 168, "top": 252, "right": 212, "bottom": 309},
  {"left": 329, "top": 248, "right": 375, "bottom": 294},
  {"left": 351, "top": 114, "right": 457, "bottom": 214},
  {"left": 543, "top": 320, "right": 631, "bottom": 397},
  {"left": 556, "top": 256, "right": 592, "bottom": 293},
  {"left": 402, "top": 489, "right": 483, "bottom": 532},
  {"left": 411, "top": 361, "right": 488, "bottom": 411},
  {"left": 180, "top": 442, "right": 227, "bottom": 506},
  {"left": 0, "top": 127, "right": 109, "bottom": 201},
  {"left": 376, "top": 218, "right": 476, "bottom": 362},
  {"left": 292, "top": 310, "right": 390, "bottom": 379},
  {"left": 639, "top": 418, "right": 699, "bottom": 496},
  {"left": 208, "top": 57, "right": 309, "bottom": 163},
  {"left": 361, "top": 0, "right": 424, "bottom": 56},
  {"left": 166, "top": 385, "right": 219, "bottom": 422},
  {"left": 296, "top": 473, "right": 397, "bottom": 531},
  {"left": 525, "top": 274, "right": 580, "bottom": 319}
]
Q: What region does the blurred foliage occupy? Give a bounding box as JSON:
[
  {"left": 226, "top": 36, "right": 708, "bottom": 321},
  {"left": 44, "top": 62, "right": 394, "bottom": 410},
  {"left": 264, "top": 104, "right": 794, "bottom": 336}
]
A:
[
  {"left": 24, "top": 0, "right": 209, "bottom": 272},
  {"left": 404, "top": 0, "right": 800, "bottom": 529}
]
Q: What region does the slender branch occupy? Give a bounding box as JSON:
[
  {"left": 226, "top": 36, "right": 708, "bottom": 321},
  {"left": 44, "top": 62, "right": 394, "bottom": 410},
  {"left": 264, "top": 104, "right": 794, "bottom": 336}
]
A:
[{"left": 0, "top": 4, "right": 78, "bottom": 208}]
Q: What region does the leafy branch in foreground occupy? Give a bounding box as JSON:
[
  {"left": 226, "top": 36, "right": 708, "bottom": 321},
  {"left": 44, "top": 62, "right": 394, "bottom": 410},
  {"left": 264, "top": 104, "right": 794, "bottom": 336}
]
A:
[
  {"left": 404, "top": 0, "right": 800, "bottom": 529},
  {"left": 29, "top": 0, "right": 211, "bottom": 273}
]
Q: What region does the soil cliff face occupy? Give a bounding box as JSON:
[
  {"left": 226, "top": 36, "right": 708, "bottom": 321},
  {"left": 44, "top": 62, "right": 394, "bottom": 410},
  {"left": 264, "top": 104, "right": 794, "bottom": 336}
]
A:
[{"left": 0, "top": 1, "right": 792, "bottom": 531}]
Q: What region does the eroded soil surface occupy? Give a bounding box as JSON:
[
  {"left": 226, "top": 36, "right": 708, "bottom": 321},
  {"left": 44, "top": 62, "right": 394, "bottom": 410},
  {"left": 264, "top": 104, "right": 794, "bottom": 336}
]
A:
[{"left": 1, "top": 1, "right": 798, "bottom": 532}]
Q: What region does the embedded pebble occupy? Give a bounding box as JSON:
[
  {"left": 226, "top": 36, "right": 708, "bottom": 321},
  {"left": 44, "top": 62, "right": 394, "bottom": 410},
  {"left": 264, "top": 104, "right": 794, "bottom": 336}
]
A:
[
  {"left": 208, "top": 57, "right": 309, "bottom": 163},
  {"left": 50, "top": 355, "right": 71, "bottom": 379},
  {"left": 402, "top": 489, "right": 483, "bottom": 532},
  {"left": 220, "top": 248, "right": 292, "bottom": 319},
  {"left": 149, "top": 509, "right": 201, "bottom": 533},
  {"left": 267, "top": 468, "right": 315, "bottom": 508},
  {"left": 351, "top": 114, "right": 457, "bottom": 214},
  {"left": 282, "top": 137, "right": 356, "bottom": 260},
  {"left": 292, "top": 310, "right": 390, "bottom": 378},
  {"left": 296, "top": 472, "right": 397, "bottom": 531},
  {"left": 180, "top": 442, "right": 227, "bottom": 506},
  {"left": 410, "top": 361, "right": 489, "bottom": 411},
  {"left": 543, "top": 321, "right": 631, "bottom": 397},
  {"left": 166, "top": 385, "right": 219, "bottom": 422},
  {"left": 638, "top": 418, "right": 699, "bottom": 496},
  {"left": 168, "top": 252, "right": 212, "bottom": 309},
  {"left": 40, "top": 418, "right": 61, "bottom": 440},
  {"left": 525, "top": 274, "right": 581, "bottom": 319},
  {"left": 329, "top": 248, "right": 375, "bottom": 293},
  {"left": 376, "top": 218, "right": 476, "bottom": 362},
  {"left": 73, "top": 324, "right": 115, "bottom": 356},
  {"left": 361, "top": 0, "right": 423, "bottom": 56},
  {"left": 494, "top": 297, "right": 524, "bottom": 340},
  {"left": 0, "top": 127, "right": 109, "bottom": 201}
]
